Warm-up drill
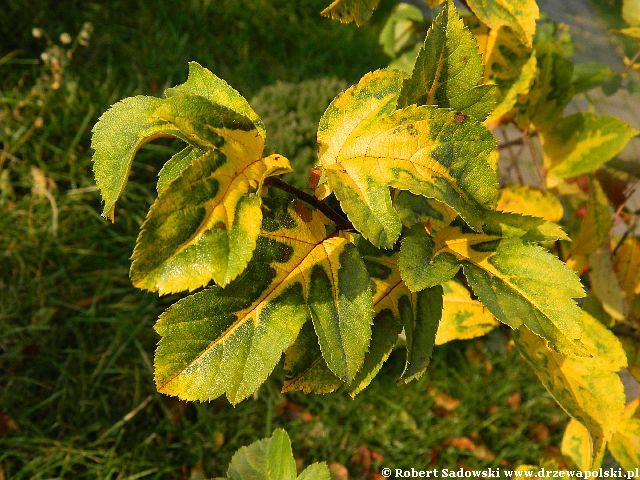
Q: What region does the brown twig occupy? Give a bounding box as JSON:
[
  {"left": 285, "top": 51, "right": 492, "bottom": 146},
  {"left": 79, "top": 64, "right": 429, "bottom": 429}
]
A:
[{"left": 264, "top": 177, "right": 354, "bottom": 231}]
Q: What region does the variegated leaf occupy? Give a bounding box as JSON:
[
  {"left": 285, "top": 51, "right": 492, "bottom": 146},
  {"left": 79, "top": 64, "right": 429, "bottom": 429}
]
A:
[
  {"left": 544, "top": 113, "right": 639, "bottom": 178},
  {"left": 318, "top": 69, "right": 498, "bottom": 248},
  {"left": 284, "top": 240, "right": 443, "bottom": 394},
  {"left": 321, "top": 0, "right": 380, "bottom": 26},
  {"left": 497, "top": 185, "right": 564, "bottom": 223},
  {"left": 520, "top": 43, "right": 574, "bottom": 132},
  {"left": 154, "top": 207, "right": 373, "bottom": 404},
  {"left": 92, "top": 63, "right": 289, "bottom": 290},
  {"left": 515, "top": 311, "right": 628, "bottom": 460},
  {"left": 132, "top": 152, "right": 290, "bottom": 294},
  {"left": 465, "top": 0, "right": 539, "bottom": 47},
  {"left": 431, "top": 225, "right": 586, "bottom": 354},
  {"left": 474, "top": 24, "right": 537, "bottom": 124},
  {"left": 397, "top": 0, "right": 497, "bottom": 121},
  {"left": 561, "top": 419, "right": 603, "bottom": 471},
  {"left": 435, "top": 280, "right": 498, "bottom": 345}
]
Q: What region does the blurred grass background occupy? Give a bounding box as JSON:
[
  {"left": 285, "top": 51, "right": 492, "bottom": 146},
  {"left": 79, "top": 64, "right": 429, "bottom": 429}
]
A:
[{"left": 0, "top": 0, "right": 590, "bottom": 478}]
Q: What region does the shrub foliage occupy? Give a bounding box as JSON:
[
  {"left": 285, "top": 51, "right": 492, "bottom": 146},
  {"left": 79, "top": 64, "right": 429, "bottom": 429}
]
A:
[{"left": 92, "top": 0, "right": 640, "bottom": 470}]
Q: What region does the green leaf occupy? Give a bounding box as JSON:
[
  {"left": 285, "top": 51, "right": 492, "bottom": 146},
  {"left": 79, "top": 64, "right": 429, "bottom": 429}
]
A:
[
  {"left": 282, "top": 322, "right": 343, "bottom": 395},
  {"left": 320, "top": 0, "right": 380, "bottom": 26},
  {"left": 227, "top": 429, "right": 296, "bottom": 480},
  {"left": 319, "top": 69, "right": 498, "bottom": 248},
  {"left": 482, "top": 211, "right": 569, "bottom": 242},
  {"left": 399, "top": 224, "right": 459, "bottom": 292},
  {"left": 572, "top": 63, "right": 616, "bottom": 94},
  {"left": 431, "top": 225, "right": 586, "bottom": 355},
  {"left": 465, "top": 0, "right": 539, "bottom": 47},
  {"left": 435, "top": 280, "right": 498, "bottom": 345},
  {"left": 154, "top": 208, "right": 373, "bottom": 404},
  {"left": 379, "top": 3, "right": 424, "bottom": 57},
  {"left": 393, "top": 191, "right": 458, "bottom": 231},
  {"left": 397, "top": 0, "right": 497, "bottom": 121},
  {"left": 132, "top": 152, "right": 290, "bottom": 294},
  {"left": 401, "top": 285, "right": 443, "bottom": 382},
  {"left": 544, "top": 113, "right": 639, "bottom": 178},
  {"left": 297, "top": 463, "right": 332, "bottom": 480},
  {"left": 284, "top": 241, "right": 439, "bottom": 394},
  {"left": 156, "top": 146, "right": 205, "bottom": 195},
  {"left": 616, "top": 27, "right": 640, "bottom": 39},
  {"left": 515, "top": 311, "right": 628, "bottom": 461},
  {"left": 520, "top": 43, "right": 574, "bottom": 132},
  {"left": 165, "top": 62, "right": 266, "bottom": 140}
]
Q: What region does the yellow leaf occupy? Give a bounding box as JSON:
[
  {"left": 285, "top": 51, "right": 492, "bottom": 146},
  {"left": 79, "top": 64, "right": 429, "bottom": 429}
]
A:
[
  {"left": 497, "top": 185, "right": 564, "bottom": 223},
  {"left": 466, "top": 0, "right": 539, "bottom": 47},
  {"left": 435, "top": 280, "right": 498, "bottom": 345},
  {"left": 516, "top": 311, "right": 628, "bottom": 460},
  {"left": 561, "top": 419, "right": 605, "bottom": 471}
]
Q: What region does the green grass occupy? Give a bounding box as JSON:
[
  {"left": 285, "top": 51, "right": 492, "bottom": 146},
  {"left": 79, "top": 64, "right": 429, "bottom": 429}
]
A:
[{"left": 1, "top": 1, "right": 567, "bottom": 477}]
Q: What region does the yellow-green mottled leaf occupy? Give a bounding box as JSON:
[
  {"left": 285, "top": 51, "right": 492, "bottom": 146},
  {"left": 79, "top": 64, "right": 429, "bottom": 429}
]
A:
[
  {"left": 544, "top": 113, "right": 639, "bottom": 178},
  {"left": 132, "top": 152, "right": 290, "bottom": 294},
  {"left": 321, "top": 0, "right": 380, "bottom": 26},
  {"left": 397, "top": 0, "right": 497, "bottom": 121},
  {"left": 497, "top": 185, "right": 564, "bottom": 223},
  {"left": 432, "top": 226, "right": 586, "bottom": 354},
  {"left": 515, "top": 311, "right": 628, "bottom": 459},
  {"left": 319, "top": 69, "right": 498, "bottom": 248},
  {"left": 435, "top": 280, "right": 498, "bottom": 345},
  {"left": 589, "top": 247, "right": 627, "bottom": 322},
  {"left": 473, "top": 23, "right": 537, "bottom": 124},
  {"left": 561, "top": 419, "right": 604, "bottom": 471},
  {"left": 466, "top": 0, "right": 539, "bottom": 47},
  {"left": 609, "top": 401, "right": 640, "bottom": 470},
  {"left": 227, "top": 429, "right": 297, "bottom": 480},
  {"left": 154, "top": 208, "right": 373, "bottom": 404}
]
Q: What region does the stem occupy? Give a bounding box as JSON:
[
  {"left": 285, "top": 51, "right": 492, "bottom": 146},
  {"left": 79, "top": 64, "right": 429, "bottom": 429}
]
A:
[
  {"left": 264, "top": 177, "right": 354, "bottom": 231},
  {"left": 497, "top": 131, "right": 538, "bottom": 150}
]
